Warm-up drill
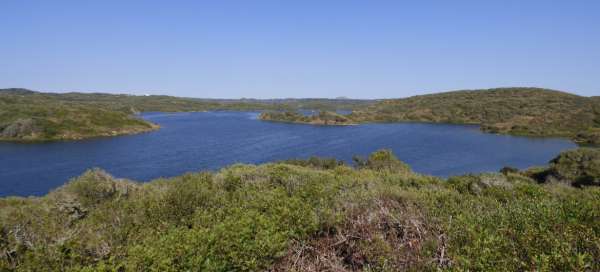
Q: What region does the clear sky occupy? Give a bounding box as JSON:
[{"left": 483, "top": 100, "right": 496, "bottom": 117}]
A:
[{"left": 1, "top": 1, "right": 599, "bottom": 98}]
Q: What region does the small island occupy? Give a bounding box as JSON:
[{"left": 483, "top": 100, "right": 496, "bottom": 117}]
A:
[{"left": 259, "top": 110, "right": 356, "bottom": 125}]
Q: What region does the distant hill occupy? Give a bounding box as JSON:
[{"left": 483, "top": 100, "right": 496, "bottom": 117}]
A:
[
  {"left": 348, "top": 87, "right": 600, "bottom": 144},
  {"left": 0, "top": 89, "right": 373, "bottom": 112},
  {"left": 0, "top": 88, "right": 37, "bottom": 95}
]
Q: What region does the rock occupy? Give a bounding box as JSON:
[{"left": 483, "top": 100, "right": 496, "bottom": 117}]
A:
[
  {"left": 0, "top": 118, "right": 41, "bottom": 139},
  {"left": 469, "top": 173, "right": 512, "bottom": 194},
  {"left": 574, "top": 129, "right": 600, "bottom": 145},
  {"left": 56, "top": 198, "right": 88, "bottom": 223},
  {"left": 499, "top": 166, "right": 519, "bottom": 175}
]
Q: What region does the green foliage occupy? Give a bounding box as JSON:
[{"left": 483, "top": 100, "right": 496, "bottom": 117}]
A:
[
  {"left": 259, "top": 111, "right": 310, "bottom": 123},
  {"left": 575, "top": 128, "right": 600, "bottom": 145},
  {"left": 353, "top": 149, "right": 411, "bottom": 173},
  {"left": 0, "top": 91, "right": 158, "bottom": 141},
  {"left": 259, "top": 110, "right": 355, "bottom": 125},
  {"left": 1, "top": 149, "right": 599, "bottom": 271},
  {"left": 430, "top": 183, "right": 600, "bottom": 271},
  {"left": 349, "top": 87, "right": 598, "bottom": 144},
  {"left": 280, "top": 156, "right": 345, "bottom": 170},
  {"left": 61, "top": 169, "right": 136, "bottom": 207},
  {"left": 548, "top": 148, "right": 600, "bottom": 186}
]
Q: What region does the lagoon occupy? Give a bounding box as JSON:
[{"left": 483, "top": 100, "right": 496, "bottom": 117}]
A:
[{"left": 0, "top": 111, "right": 577, "bottom": 197}]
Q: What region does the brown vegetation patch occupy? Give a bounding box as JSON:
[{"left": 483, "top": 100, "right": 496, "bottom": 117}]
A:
[{"left": 272, "top": 198, "right": 448, "bottom": 271}]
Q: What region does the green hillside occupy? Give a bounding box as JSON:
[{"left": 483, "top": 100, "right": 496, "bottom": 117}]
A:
[
  {"left": 260, "top": 88, "right": 600, "bottom": 144},
  {"left": 1, "top": 149, "right": 599, "bottom": 271},
  {"left": 0, "top": 90, "right": 158, "bottom": 141},
  {"left": 351, "top": 88, "right": 600, "bottom": 143}
]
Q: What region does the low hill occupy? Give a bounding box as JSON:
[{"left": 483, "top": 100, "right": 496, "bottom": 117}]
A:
[
  {"left": 347, "top": 87, "right": 600, "bottom": 144},
  {"left": 1, "top": 149, "right": 598, "bottom": 271},
  {"left": 0, "top": 91, "right": 158, "bottom": 141}
]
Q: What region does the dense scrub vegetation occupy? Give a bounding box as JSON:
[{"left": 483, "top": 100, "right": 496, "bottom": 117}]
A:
[
  {"left": 351, "top": 87, "right": 600, "bottom": 144},
  {"left": 0, "top": 88, "right": 371, "bottom": 141},
  {"left": 261, "top": 88, "right": 600, "bottom": 144},
  {"left": 0, "top": 89, "right": 158, "bottom": 141},
  {"left": 259, "top": 110, "right": 354, "bottom": 125},
  {"left": 524, "top": 148, "right": 600, "bottom": 187},
  {"left": 2, "top": 149, "right": 599, "bottom": 271}
]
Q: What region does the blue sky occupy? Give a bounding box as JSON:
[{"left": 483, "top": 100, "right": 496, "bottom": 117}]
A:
[{"left": 1, "top": 1, "right": 599, "bottom": 98}]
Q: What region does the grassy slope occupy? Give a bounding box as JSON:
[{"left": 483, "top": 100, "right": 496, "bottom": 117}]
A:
[
  {"left": 1, "top": 149, "right": 599, "bottom": 271},
  {"left": 0, "top": 90, "right": 158, "bottom": 141},
  {"left": 351, "top": 87, "right": 600, "bottom": 143}
]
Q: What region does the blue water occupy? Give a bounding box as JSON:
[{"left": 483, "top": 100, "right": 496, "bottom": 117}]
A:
[{"left": 0, "top": 111, "right": 577, "bottom": 197}]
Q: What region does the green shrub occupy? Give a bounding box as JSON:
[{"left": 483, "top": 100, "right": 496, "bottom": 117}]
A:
[
  {"left": 1, "top": 150, "right": 599, "bottom": 271},
  {"left": 354, "top": 149, "right": 411, "bottom": 173},
  {"left": 549, "top": 148, "right": 600, "bottom": 186},
  {"left": 59, "top": 168, "right": 136, "bottom": 207}
]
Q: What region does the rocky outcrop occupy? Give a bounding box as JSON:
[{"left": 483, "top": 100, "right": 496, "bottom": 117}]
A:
[
  {"left": 574, "top": 129, "right": 600, "bottom": 145},
  {"left": 468, "top": 173, "right": 513, "bottom": 194},
  {"left": 0, "top": 119, "right": 42, "bottom": 139},
  {"left": 547, "top": 148, "right": 600, "bottom": 186},
  {"left": 521, "top": 148, "right": 600, "bottom": 187}
]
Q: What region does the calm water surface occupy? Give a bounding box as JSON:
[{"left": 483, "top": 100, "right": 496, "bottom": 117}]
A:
[{"left": 0, "top": 111, "right": 577, "bottom": 197}]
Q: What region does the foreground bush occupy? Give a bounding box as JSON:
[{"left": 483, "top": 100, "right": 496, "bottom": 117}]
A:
[
  {"left": 1, "top": 150, "right": 599, "bottom": 271},
  {"left": 523, "top": 148, "right": 600, "bottom": 187},
  {"left": 548, "top": 148, "right": 600, "bottom": 186}
]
